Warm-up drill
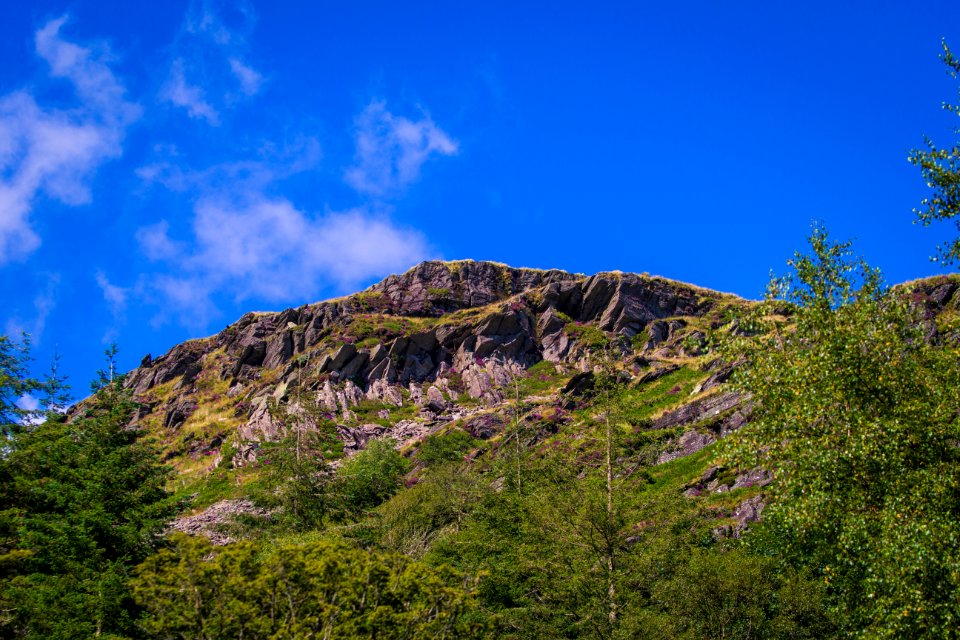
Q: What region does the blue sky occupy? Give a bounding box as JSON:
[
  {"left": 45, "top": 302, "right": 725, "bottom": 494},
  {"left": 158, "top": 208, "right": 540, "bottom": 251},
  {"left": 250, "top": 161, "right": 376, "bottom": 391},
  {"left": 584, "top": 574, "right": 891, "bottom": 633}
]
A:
[{"left": 2, "top": 1, "right": 959, "bottom": 401}]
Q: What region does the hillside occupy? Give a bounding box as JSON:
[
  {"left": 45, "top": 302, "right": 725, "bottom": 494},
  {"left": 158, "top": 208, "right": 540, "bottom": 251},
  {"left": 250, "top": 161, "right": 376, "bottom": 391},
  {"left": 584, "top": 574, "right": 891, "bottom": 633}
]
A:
[
  {"left": 119, "top": 262, "right": 960, "bottom": 539},
  {"left": 121, "top": 261, "right": 740, "bottom": 508},
  {"left": 6, "top": 259, "right": 959, "bottom": 638}
]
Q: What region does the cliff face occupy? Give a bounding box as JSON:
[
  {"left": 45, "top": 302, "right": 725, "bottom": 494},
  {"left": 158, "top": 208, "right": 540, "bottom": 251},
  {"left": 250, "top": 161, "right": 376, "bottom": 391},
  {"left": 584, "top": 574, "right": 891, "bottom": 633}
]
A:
[
  {"left": 124, "top": 261, "right": 740, "bottom": 470},
  {"left": 121, "top": 261, "right": 959, "bottom": 543}
]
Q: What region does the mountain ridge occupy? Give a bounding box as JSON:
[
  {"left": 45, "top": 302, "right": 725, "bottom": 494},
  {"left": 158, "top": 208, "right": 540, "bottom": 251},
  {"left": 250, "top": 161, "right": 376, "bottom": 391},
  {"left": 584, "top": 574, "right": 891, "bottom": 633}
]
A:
[{"left": 116, "top": 261, "right": 957, "bottom": 538}]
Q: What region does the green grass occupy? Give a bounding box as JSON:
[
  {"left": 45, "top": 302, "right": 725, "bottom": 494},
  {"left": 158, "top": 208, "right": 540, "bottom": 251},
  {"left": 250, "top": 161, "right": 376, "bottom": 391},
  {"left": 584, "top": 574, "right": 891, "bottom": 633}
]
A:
[
  {"left": 572, "top": 366, "right": 706, "bottom": 429},
  {"left": 563, "top": 322, "right": 610, "bottom": 349},
  {"left": 343, "top": 314, "right": 440, "bottom": 347},
  {"left": 515, "top": 360, "right": 567, "bottom": 397},
  {"left": 350, "top": 397, "right": 418, "bottom": 426}
]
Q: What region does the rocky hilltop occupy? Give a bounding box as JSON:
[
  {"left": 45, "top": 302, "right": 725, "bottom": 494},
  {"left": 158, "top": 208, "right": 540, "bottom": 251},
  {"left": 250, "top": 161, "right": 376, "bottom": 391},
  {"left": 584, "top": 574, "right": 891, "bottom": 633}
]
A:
[
  {"left": 122, "top": 260, "right": 958, "bottom": 541},
  {"left": 125, "top": 261, "right": 739, "bottom": 481}
]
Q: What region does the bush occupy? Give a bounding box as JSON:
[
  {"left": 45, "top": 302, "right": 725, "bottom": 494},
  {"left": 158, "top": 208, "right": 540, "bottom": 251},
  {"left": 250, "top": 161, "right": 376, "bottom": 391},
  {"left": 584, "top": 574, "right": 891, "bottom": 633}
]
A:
[
  {"left": 335, "top": 438, "right": 410, "bottom": 514},
  {"left": 415, "top": 429, "right": 477, "bottom": 468}
]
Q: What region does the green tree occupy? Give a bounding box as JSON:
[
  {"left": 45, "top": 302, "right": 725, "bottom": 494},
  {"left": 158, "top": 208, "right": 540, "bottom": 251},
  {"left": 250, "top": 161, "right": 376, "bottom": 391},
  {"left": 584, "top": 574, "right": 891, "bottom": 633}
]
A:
[
  {"left": 0, "top": 335, "right": 39, "bottom": 437},
  {"left": 723, "top": 225, "right": 960, "bottom": 638},
  {"left": 334, "top": 438, "right": 410, "bottom": 517},
  {"left": 0, "top": 365, "right": 176, "bottom": 638},
  {"left": 132, "top": 533, "right": 489, "bottom": 639},
  {"left": 254, "top": 429, "right": 333, "bottom": 531},
  {"left": 909, "top": 40, "right": 960, "bottom": 264}
]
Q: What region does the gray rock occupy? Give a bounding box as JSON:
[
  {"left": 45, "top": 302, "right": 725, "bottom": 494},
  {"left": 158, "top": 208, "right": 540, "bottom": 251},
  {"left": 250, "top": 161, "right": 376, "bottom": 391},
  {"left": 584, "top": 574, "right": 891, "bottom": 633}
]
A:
[
  {"left": 733, "top": 494, "right": 766, "bottom": 538},
  {"left": 324, "top": 344, "right": 357, "bottom": 372},
  {"left": 656, "top": 430, "right": 716, "bottom": 464},
  {"left": 426, "top": 385, "right": 447, "bottom": 412}
]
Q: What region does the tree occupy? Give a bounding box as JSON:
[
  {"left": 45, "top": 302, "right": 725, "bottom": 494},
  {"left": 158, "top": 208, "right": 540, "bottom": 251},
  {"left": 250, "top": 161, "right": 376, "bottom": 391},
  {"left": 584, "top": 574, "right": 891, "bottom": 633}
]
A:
[
  {"left": 333, "top": 438, "right": 410, "bottom": 518},
  {"left": 254, "top": 428, "right": 334, "bottom": 531},
  {"left": 723, "top": 225, "right": 960, "bottom": 638},
  {"left": 132, "top": 533, "right": 489, "bottom": 639},
  {"left": 0, "top": 359, "right": 176, "bottom": 638},
  {"left": 0, "top": 335, "right": 39, "bottom": 437},
  {"left": 909, "top": 40, "right": 960, "bottom": 265}
]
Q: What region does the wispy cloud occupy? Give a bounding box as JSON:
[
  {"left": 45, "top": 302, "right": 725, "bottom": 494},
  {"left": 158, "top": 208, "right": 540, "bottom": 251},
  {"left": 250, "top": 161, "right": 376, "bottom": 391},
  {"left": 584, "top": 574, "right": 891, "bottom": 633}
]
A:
[
  {"left": 0, "top": 16, "right": 139, "bottom": 263},
  {"left": 161, "top": 1, "right": 264, "bottom": 123},
  {"left": 4, "top": 272, "right": 60, "bottom": 344},
  {"left": 133, "top": 153, "right": 431, "bottom": 328},
  {"left": 161, "top": 59, "right": 219, "bottom": 124},
  {"left": 95, "top": 270, "right": 128, "bottom": 317},
  {"left": 229, "top": 58, "right": 263, "bottom": 96},
  {"left": 138, "top": 197, "right": 430, "bottom": 327},
  {"left": 345, "top": 100, "right": 458, "bottom": 196}
]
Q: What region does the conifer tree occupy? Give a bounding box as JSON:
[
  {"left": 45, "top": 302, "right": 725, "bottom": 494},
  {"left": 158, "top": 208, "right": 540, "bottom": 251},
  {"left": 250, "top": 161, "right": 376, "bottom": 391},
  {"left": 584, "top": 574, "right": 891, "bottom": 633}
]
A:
[{"left": 0, "top": 348, "right": 176, "bottom": 639}]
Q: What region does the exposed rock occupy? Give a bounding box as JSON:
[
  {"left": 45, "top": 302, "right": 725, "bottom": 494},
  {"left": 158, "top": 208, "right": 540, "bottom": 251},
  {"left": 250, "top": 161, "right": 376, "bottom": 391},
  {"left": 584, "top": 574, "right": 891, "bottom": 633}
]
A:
[
  {"left": 462, "top": 413, "right": 505, "bottom": 439},
  {"left": 733, "top": 468, "right": 773, "bottom": 490},
  {"left": 263, "top": 330, "right": 294, "bottom": 370},
  {"left": 163, "top": 400, "right": 198, "bottom": 431},
  {"left": 318, "top": 381, "right": 338, "bottom": 411},
  {"left": 426, "top": 385, "right": 447, "bottom": 412},
  {"left": 337, "top": 381, "right": 363, "bottom": 415},
  {"left": 231, "top": 442, "right": 260, "bottom": 467},
  {"left": 732, "top": 494, "right": 766, "bottom": 538},
  {"left": 560, "top": 371, "right": 593, "bottom": 398},
  {"left": 169, "top": 499, "right": 270, "bottom": 545},
  {"left": 634, "top": 364, "right": 680, "bottom": 385},
  {"left": 323, "top": 344, "right": 357, "bottom": 372},
  {"left": 409, "top": 384, "right": 425, "bottom": 406},
  {"left": 651, "top": 391, "right": 743, "bottom": 431},
  {"left": 701, "top": 465, "right": 720, "bottom": 484},
  {"left": 366, "top": 379, "right": 403, "bottom": 406},
  {"left": 656, "top": 429, "right": 716, "bottom": 464},
  {"left": 241, "top": 396, "right": 283, "bottom": 441},
  {"left": 367, "top": 260, "right": 582, "bottom": 316}
]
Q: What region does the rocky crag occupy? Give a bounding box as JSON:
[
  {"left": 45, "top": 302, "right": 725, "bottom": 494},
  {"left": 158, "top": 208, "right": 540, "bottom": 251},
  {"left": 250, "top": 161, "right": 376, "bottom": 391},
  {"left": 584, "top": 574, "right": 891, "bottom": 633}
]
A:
[{"left": 121, "top": 260, "right": 958, "bottom": 540}]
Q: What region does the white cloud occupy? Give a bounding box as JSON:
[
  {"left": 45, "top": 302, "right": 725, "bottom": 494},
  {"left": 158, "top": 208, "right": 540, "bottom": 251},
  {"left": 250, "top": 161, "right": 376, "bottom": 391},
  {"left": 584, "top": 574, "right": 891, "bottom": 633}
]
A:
[
  {"left": 345, "top": 100, "right": 459, "bottom": 196},
  {"left": 162, "top": 1, "right": 264, "bottom": 122},
  {"left": 161, "top": 59, "right": 220, "bottom": 124},
  {"left": 16, "top": 394, "right": 40, "bottom": 413},
  {"left": 136, "top": 190, "right": 430, "bottom": 326},
  {"left": 95, "top": 270, "right": 128, "bottom": 316},
  {"left": 135, "top": 220, "right": 184, "bottom": 261},
  {"left": 0, "top": 16, "right": 139, "bottom": 263},
  {"left": 229, "top": 58, "right": 263, "bottom": 96},
  {"left": 4, "top": 272, "right": 60, "bottom": 344}
]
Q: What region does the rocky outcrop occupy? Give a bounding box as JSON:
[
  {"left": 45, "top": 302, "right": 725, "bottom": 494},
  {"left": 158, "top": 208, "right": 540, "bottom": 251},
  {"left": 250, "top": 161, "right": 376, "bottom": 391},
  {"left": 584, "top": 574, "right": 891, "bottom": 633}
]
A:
[
  {"left": 367, "top": 260, "right": 582, "bottom": 316},
  {"left": 126, "top": 263, "right": 735, "bottom": 406},
  {"left": 169, "top": 499, "right": 271, "bottom": 545},
  {"left": 120, "top": 261, "right": 752, "bottom": 467}
]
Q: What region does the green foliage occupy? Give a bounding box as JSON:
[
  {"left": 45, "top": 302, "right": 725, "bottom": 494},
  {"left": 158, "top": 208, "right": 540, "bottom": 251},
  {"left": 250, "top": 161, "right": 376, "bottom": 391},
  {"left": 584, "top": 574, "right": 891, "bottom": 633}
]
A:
[
  {"left": 564, "top": 321, "right": 610, "bottom": 350},
  {"left": 375, "top": 463, "right": 485, "bottom": 558},
  {"left": 334, "top": 438, "right": 410, "bottom": 516},
  {"left": 415, "top": 428, "right": 477, "bottom": 468},
  {"left": 1, "top": 379, "right": 176, "bottom": 638},
  {"left": 514, "top": 360, "right": 565, "bottom": 397},
  {"left": 132, "top": 533, "right": 488, "bottom": 639},
  {"left": 723, "top": 226, "right": 960, "bottom": 637},
  {"left": 0, "top": 334, "right": 38, "bottom": 436},
  {"left": 650, "top": 549, "right": 834, "bottom": 639},
  {"left": 352, "top": 290, "right": 391, "bottom": 312},
  {"left": 909, "top": 41, "right": 960, "bottom": 264},
  {"left": 255, "top": 431, "right": 334, "bottom": 530}
]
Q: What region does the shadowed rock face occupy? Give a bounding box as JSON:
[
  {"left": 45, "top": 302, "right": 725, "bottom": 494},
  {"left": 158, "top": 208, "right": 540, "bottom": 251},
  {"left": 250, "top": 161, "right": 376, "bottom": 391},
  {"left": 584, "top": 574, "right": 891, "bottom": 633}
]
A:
[
  {"left": 126, "top": 262, "right": 730, "bottom": 403},
  {"left": 120, "top": 260, "right": 746, "bottom": 449},
  {"left": 366, "top": 260, "right": 582, "bottom": 316}
]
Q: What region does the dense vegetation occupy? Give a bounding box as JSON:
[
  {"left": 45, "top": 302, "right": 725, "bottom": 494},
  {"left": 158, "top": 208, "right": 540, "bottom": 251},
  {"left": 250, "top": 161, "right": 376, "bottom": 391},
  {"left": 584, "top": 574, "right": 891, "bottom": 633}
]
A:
[{"left": 0, "top": 44, "right": 959, "bottom": 640}]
